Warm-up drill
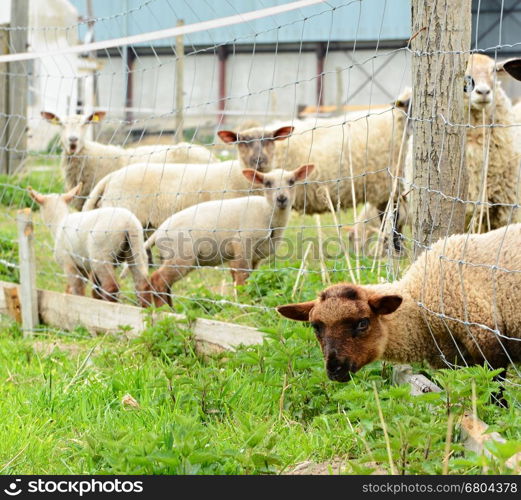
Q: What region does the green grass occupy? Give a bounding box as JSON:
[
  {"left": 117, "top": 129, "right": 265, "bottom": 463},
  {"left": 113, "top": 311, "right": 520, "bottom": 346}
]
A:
[
  {"left": 0, "top": 165, "right": 520, "bottom": 475},
  {"left": 0, "top": 317, "right": 519, "bottom": 474}
]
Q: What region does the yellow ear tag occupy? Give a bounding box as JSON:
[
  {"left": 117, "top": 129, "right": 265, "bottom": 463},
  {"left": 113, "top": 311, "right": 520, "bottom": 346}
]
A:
[
  {"left": 52, "top": 118, "right": 60, "bottom": 125},
  {"left": 92, "top": 114, "right": 99, "bottom": 122}
]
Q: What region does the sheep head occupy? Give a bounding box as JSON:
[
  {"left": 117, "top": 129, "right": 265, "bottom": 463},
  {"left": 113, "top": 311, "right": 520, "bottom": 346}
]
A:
[
  {"left": 277, "top": 283, "right": 402, "bottom": 382},
  {"left": 41, "top": 110, "right": 106, "bottom": 155},
  {"left": 242, "top": 163, "right": 314, "bottom": 210},
  {"left": 27, "top": 184, "right": 82, "bottom": 224},
  {"left": 464, "top": 54, "right": 521, "bottom": 112},
  {"left": 218, "top": 125, "right": 294, "bottom": 172}
]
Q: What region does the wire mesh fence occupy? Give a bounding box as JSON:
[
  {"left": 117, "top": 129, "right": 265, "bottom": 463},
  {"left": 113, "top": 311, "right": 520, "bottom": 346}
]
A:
[{"left": 1, "top": 0, "right": 521, "bottom": 400}]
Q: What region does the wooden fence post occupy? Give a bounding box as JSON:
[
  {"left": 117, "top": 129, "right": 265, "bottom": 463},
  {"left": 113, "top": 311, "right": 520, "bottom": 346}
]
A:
[
  {"left": 0, "top": 24, "right": 8, "bottom": 175},
  {"left": 174, "top": 19, "right": 185, "bottom": 143},
  {"left": 17, "top": 208, "right": 38, "bottom": 335},
  {"left": 8, "top": 0, "right": 29, "bottom": 175},
  {"left": 410, "top": 0, "right": 471, "bottom": 252}
]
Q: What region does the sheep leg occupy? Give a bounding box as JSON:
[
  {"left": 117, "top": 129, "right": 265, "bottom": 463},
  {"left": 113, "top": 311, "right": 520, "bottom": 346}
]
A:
[
  {"left": 144, "top": 224, "right": 155, "bottom": 268},
  {"left": 225, "top": 239, "right": 250, "bottom": 286},
  {"left": 63, "top": 261, "right": 86, "bottom": 296},
  {"left": 126, "top": 263, "right": 154, "bottom": 308},
  {"left": 491, "top": 368, "right": 508, "bottom": 409},
  {"left": 150, "top": 258, "right": 194, "bottom": 307},
  {"left": 377, "top": 201, "right": 404, "bottom": 254},
  {"left": 230, "top": 258, "right": 251, "bottom": 286},
  {"left": 91, "top": 265, "right": 119, "bottom": 302}
]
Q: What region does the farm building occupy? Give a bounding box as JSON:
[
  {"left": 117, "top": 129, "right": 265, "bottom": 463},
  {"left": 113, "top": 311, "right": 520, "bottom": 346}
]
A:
[
  {"left": 2, "top": 0, "right": 521, "bottom": 148},
  {"left": 71, "top": 0, "right": 521, "bottom": 124}
]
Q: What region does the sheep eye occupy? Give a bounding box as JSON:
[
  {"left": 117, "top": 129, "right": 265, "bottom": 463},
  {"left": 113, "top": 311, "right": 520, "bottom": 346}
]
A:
[
  {"left": 356, "top": 318, "right": 370, "bottom": 331},
  {"left": 464, "top": 75, "right": 475, "bottom": 93},
  {"left": 288, "top": 179, "right": 295, "bottom": 186},
  {"left": 264, "top": 181, "right": 272, "bottom": 188}
]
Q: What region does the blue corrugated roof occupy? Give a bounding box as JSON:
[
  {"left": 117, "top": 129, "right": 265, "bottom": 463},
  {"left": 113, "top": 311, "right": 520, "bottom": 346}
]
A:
[{"left": 70, "top": 0, "right": 412, "bottom": 47}]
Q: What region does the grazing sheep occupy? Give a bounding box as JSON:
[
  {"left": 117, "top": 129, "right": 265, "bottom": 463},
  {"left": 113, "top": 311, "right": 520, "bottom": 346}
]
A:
[
  {"left": 218, "top": 91, "right": 411, "bottom": 252},
  {"left": 149, "top": 164, "right": 314, "bottom": 306},
  {"left": 41, "top": 111, "right": 216, "bottom": 209},
  {"left": 277, "top": 224, "right": 521, "bottom": 404},
  {"left": 217, "top": 125, "right": 294, "bottom": 172},
  {"left": 404, "top": 55, "right": 521, "bottom": 231},
  {"left": 82, "top": 159, "right": 274, "bottom": 231},
  {"left": 218, "top": 91, "right": 410, "bottom": 213},
  {"left": 28, "top": 184, "right": 153, "bottom": 307}
]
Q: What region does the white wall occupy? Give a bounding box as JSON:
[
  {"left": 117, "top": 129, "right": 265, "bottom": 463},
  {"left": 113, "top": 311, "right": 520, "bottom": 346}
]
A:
[
  {"left": 96, "top": 49, "right": 412, "bottom": 128},
  {"left": 323, "top": 48, "right": 411, "bottom": 107}
]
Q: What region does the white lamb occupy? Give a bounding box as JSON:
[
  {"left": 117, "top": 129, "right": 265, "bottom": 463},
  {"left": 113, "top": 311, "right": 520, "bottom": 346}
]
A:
[
  {"left": 28, "top": 184, "right": 153, "bottom": 307},
  {"left": 41, "top": 111, "right": 216, "bottom": 210},
  {"left": 147, "top": 164, "right": 314, "bottom": 306},
  {"left": 82, "top": 159, "right": 275, "bottom": 231}
]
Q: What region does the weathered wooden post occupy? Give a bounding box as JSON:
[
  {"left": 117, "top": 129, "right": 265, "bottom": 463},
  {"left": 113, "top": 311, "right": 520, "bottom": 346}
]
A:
[
  {"left": 174, "top": 19, "right": 185, "bottom": 143},
  {"left": 410, "top": 0, "right": 471, "bottom": 252},
  {"left": 0, "top": 25, "right": 8, "bottom": 175},
  {"left": 17, "top": 208, "right": 38, "bottom": 335},
  {"left": 8, "top": 0, "right": 29, "bottom": 174}
]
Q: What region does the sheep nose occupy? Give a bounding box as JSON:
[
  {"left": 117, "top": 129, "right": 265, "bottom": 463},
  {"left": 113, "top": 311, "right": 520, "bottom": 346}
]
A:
[
  {"left": 475, "top": 85, "right": 490, "bottom": 96},
  {"left": 276, "top": 195, "right": 288, "bottom": 205},
  {"left": 69, "top": 136, "right": 78, "bottom": 143}
]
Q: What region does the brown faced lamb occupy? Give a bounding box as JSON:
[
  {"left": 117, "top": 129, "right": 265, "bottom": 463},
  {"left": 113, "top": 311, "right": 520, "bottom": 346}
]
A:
[{"left": 277, "top": 224, "right": 521, "bottom": 405}]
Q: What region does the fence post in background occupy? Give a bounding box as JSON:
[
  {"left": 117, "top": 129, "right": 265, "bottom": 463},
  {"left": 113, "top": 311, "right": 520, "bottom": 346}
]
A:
[
  {"left": 174, "top": 19, "right": 185, "bottom": 143},
  {"left": 0, "top": 25, "right": 8, "bottom": 175},
  {"left": 335, "top": 66, "right": 343, "bottom": 115},
  {"left": 17, "top": 208, "right": 38, "bottom": 335},
  {"left": 410, "top": 0, "right": 471, "bottom": 253},
  {"left": 217, "top": 45, "right": 228, "bottom": 125},
  {"left": 8, "top": 0, "right": 29, "bottom": 175}
]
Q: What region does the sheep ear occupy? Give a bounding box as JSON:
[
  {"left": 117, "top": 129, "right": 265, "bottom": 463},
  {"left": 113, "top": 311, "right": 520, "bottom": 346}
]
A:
[
  {"left": 85, "top": 111, "right": 106, "bottom": 124},
  {"left": 277, "top": 301, "right": 315, "bottom": 321},
  {"left": 293, "top": 164, "right": 314, "bottom": 182},
  {"left": 368, "top": 294, "right": 403, "bottom": 315},
  {"left": 242, "top": 169, "right": 264, "bottom": 185},
  {"left": 273, "top": 126, "right": 294, "bottom": 141},
  {"left": 217, "top": 130, "right": 238, "bottom": 144},
  {"left": 63, "top": 183, "right": 82, "bottom": 203},
  {"left": 41, "top": 111, "right": 61, "bottom": 126},
  {"left": 27, "top": 187, "right": 46, "bottom": 205},
  {"left": 498, "top": 58, "right": 521, "bottom": 81}
]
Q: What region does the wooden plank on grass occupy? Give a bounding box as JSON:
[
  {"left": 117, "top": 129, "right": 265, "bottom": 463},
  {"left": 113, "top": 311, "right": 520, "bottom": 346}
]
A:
[
  {"left": 0, "top": 280, "right": 264, "bottom": 351},
  {"left": 193, "top": 318, "right": 265, "bottom": 354}
]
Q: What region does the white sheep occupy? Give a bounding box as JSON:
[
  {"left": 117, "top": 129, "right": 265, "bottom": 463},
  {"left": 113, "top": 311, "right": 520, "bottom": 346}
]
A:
[
  {"left": 277, "top": 223, "right": 521, "bottom": 405},
  {"left": 404, "top": 54, "right": 521, "bottom": 231},
  {"left": 218, "top": 90, "right": 411, "bottom": 252},
  {"left": 41, "top": 111, "right": 216, "bottom": 210},
  {"left": 148, "top": 164, "right": 314, "bottom": 306},
  {"left": 82, "top": 159, "right": 274, "bottom": 231},
  {"left": 28, "top": 184, "right": 153, "bottom": 307}
]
